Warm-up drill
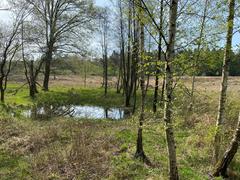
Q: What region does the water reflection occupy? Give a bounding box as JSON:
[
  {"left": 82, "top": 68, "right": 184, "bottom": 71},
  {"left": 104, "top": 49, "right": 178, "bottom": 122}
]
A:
[{"left": 23, "top": 105, "right": 129, "bottom": 120}]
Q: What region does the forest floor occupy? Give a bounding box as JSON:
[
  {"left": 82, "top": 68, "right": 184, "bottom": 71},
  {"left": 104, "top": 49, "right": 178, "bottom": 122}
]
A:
[{"left": 0, "top": 76, "right": 240, "bottom": 179}]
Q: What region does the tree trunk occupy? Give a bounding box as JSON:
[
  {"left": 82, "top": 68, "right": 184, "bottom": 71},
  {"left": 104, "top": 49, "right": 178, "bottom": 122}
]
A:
[
  {"left": 164, "top": 0, "right": 179, "bottom": 179},
  {"left": 29, "top": 60, "right": 37, "bottom": 98},
  {"left": 145, "top": 74, "right": 150, "bottom": 95},
  {"left": 0, "top": 86, "right": 4, "bottom": 103},
  {"left": 153, "top": 74, "right": 159, "bottom": 113},
  {"left": 213, "top": 113, "right": 240, "bottom": 178},
  {"left": 135, "top": 0, "right": 149, "bottom": 164},
  {"left": 84, "top": 61, "right": 87, "bottom": 87},
  {"left": 0, "top": 76, "right": 4, "bottom": 102},
  {"left": 124, "top": 0, "right": 133, "bottom": 107},
  {"left": 117, "top": 55, "right": 123, "bottom": 93},
  {"left": 43, "top": 48, "right": 53, "bottom": 91},
  {"left": 101, "top": 59, "right": 104, "bottom": 87},
  {"left": 131, "top": 0, "right": 139, "bottom": 114},
  {"left": 189, "top": 0, "right": 208, "bottom": 112},
  {"left": 160, "top": 75, "right": 165, "bottom": 106},
  {"left": 153, "top": 0, "right": 164, "bottom": 113},
  {"left": 30, "top": 83, "right": 37, "bottom": 99},
  {"left": 104, "top": 54, "right": 108, "bottom": 96},
  {"left": 214, "top": 0, "right": 235, "bottom": 163},
  {"left": 118, "top": 0, "right": 128, "bottom": 106},
  {"left": 132, "top": 79, "right": 137, "bottom": 114}
]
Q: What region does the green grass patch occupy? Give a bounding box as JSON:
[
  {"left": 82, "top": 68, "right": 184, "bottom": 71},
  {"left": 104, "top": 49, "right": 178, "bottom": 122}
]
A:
[{"left": 0, "top": 151, "right": 30, "bottom": 180}]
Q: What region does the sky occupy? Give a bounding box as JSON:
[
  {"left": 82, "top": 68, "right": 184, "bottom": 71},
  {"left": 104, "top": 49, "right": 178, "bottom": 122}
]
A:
[
  {"left": 0, "top": 0, "right": 12, "bottom": 24},
  {"left": 95, "top": 0, "right": 111, "bottom": 7},
  {"left": 0, "top": 0, "right": 111, "bottom": 20},
  {"left": 0, "top": 0, "right": 111, "bottom": 22}
]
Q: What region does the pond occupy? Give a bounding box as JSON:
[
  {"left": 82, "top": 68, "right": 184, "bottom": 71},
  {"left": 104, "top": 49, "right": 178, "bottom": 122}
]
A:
[{"left": 23, "top": 105, "right": 130, "bottom": 120}]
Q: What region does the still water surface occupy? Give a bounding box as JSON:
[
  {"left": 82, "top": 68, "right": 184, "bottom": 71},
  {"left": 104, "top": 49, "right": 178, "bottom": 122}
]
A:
[{"left": 24, "top": 105, "right": 129, "bottom": 120}]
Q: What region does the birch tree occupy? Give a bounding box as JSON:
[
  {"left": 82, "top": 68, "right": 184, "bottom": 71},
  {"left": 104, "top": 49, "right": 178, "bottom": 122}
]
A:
[
  {"left": 164, "top": 0, "right": 179, "bottom": 179},
  {"left": 214, "top": 0, "right": 235, "bottom": 163},
  {"left": 189, "top": 0, "right": 209, "bottom": 112},
  {"left": 152, "top": 0, "right": 164, "bottom": 113},
  {"left": 134, "top": 0, "right": 149, "bottom": 163},
  {"left": 99, "top": 7, "right": 110, "bottom": 96}
]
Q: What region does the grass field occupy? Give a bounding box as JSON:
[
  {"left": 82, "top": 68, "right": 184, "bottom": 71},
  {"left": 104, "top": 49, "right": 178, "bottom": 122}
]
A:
[{"left": 0, "top": 75, "right": 240, "bottom": 179}]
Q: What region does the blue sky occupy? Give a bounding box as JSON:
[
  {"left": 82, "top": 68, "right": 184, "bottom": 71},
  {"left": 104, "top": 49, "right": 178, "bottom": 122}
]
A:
[{"left": 95, "top": 0, "right": 111, "bottom": 7}]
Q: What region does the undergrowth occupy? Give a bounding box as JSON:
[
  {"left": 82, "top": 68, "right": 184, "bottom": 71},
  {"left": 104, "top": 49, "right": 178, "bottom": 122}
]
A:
[{"left": 0, "top": 84, "right": 239, "bottom": 179}]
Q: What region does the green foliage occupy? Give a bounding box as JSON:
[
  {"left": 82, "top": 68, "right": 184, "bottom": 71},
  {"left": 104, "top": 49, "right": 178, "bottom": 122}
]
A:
[
  {"left": 111, "top": 153, "right": 149, "bottom": 179},
  {"left": 52, "top": 56, "right": 104, "bottom": 76},
  {"left": 0, "top": 151, "right": 30, "bottom": 179},
  {"left": 175, "top": 48, "right": 240, "bottom": 76},
  {"left": 180, "top": 167, "right": 208, "bottom": 180}
]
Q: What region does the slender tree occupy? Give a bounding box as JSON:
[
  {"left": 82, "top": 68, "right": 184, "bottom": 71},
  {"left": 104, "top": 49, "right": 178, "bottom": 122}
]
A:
[
  {"left": 189, "top": 0, "right": 209, "bottom": 111},
  {"left": 153, "top": 0, "right": 164, "bottom": 113},
  {"left": 124, "top": 0, "right": 133, "bottom": 107},
  {"left": 214, "top": 0, "right": 235, "bottom": 163},
  {"left": 118, "top": 0, "right": 126, "bottom": 95},
  {"left": 164, "top": 0, "right": 179, "bottom": 179},
  {"left": 135, "top": 0, "right": 149, "bottom": 163},
  {"left": 99, "top": 7, "right": 110, "bottom": 96},
  {"left": 131, "top": 0, "right": 139, "bottom": 113}
]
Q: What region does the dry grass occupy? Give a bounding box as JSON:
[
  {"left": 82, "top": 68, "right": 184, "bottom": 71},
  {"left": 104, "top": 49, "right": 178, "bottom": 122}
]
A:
[
  {"left": 9, "top": 74, "right": 240, "bottom": 92},
  {"left": 0, "top": 118, "right": 122, "bottom": 179},
  {"left": 2, "top": 75, "right": 240, "bottom": 179},
  {"left": 49, "top": 75, "right": 240, "bottom": 92}
]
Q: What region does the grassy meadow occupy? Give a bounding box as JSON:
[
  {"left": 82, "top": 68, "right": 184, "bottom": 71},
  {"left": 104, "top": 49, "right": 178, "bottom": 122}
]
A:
[{"left": 0, "top": 75, "right": 240, "bottom": 179}]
